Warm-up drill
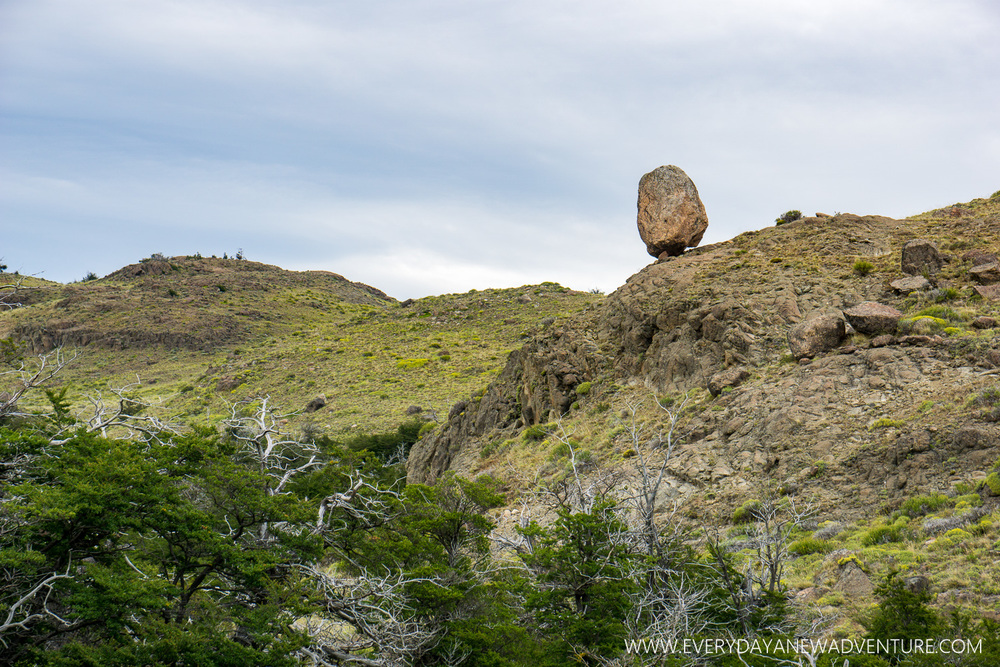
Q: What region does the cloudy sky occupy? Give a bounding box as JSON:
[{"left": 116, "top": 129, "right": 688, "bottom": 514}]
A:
[{"left": 2, "top": 0, "right": 999, "bottom": 299}]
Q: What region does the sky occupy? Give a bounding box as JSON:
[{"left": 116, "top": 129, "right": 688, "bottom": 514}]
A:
[{"left": 2, "top": 0, "right": 999, "bottom": 300}]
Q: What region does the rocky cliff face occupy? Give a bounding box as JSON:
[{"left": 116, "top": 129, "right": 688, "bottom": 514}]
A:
[{"left": 408, "top": 204, "right": 1000, "bottom": 515}]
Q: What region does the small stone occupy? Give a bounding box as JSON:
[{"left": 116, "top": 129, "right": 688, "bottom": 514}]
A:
[
  {"left": 870, "top": 335, "right": 895, "bottom": 347},
  {"left": 972, "top": 316, "right": 997, "bottom": 329},
  {"left": 305, "top": 396, "right": 327, "bottom": 413},
  {"left": 889, "top": 276, "right": 930, "bottom": 293},
  {"left": 975, "top": 284, "right": 1000, "bottom": 301}
]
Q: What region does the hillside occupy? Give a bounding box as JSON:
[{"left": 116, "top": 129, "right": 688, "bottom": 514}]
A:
[
  {"left": 0, "top": 255, "right": 601, "bottom": 434},
  {"left": 407, "top": 192, "right": 1000, "bottom": 626},
  {"left": 4, "top": 193, "right": 1000, "bottom": 636}
]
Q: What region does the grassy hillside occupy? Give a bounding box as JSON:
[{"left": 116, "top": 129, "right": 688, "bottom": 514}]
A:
[{"left": 0, "top": 255, "right": 601, "bottom": 436}]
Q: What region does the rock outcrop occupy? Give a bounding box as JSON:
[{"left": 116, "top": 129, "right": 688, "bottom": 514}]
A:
[{"left": 636, "top": 165, "right": 709, "bottom": 258}]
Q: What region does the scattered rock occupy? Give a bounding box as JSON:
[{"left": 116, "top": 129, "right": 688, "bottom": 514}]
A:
[
  {"left": 974, "top": 284, "right": 1000, "bottom": 301},
  {"left": 406, "top": 405, "right": 423, "bottom": 415},
  {"left": 904, "top": 576, "right": 932, "bottom": 595},
  {"left": 216, "top": 375, "right": 242, "bottom": 392},
  {"left": 448, "top": 400, "right": 468, "bottom": 420},
  {"left": 400, "top": 298, "right": 415, "bottom": 307},
  {"left": 516, "top": 294, "right": 532, "bottom": 304},
  {"left": 962, "top": 250, "right": 998, "bottom": 266},
  {"left": 834, "top": 560, "right": 873, "bottom": 598},
  {"left": 970, "top": 261, "right": 1000, "bottom": 284},
  {"left": 972, "top": 316, "right": 997, "bottom": 329},
  {"left": 898, "top": 335, "right": 938, "bottom": 346},
  {"left": 870, "top": 334, "right": 896, "bottom": 347},
  {"left": 901, "top": 239, "right": 945, "bottom": 276},
  {"left": 304, "top": 396, "right": 327, "bottom": 413},
  {"left": 708, "top": 366, "right": 750, "bottom": 396},
  {"left": 787, "top": 314, "right": 846, "bottom": 359},
  {"left": 636, "top": 165, "right": 709, "bottom": 258},
  {"left": 889, "top": 276, "right": 930, "bottom": 293},
  {"left": 843, "top": 302, "right": 903, "bottom": 335}
]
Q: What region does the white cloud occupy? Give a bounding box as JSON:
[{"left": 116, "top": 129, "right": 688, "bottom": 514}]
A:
[{"left": 2, "top": 0, "right": 999, "bottom": 295}]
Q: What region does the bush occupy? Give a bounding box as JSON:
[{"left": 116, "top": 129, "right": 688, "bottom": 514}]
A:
[
  {"left": 574, "top": 382, "right": 592, "bottom": 396},
  {"left": 775, "top": 210, "right": 803, "bottom": 225},
  {"left": 933, "top": 287, "right": 960, "bottom": 303},
  {"left": 899, "top": 493, "right": 952, "bottom": 517},
  {"left": 985, "top": 472, "right": 1000, "bottom": 495},
  {"left": 789, "top": 536, "right": 831, "bottom": 555},
  {"left": 862, "top": 524, "right": 907, "bottom": 546},
  {"left": 853, "top": 259, "right": 875, "bottom": 276},
  {"left": 732, "top": 499, "right": 763, "bottom": 524},
  {"left": 523, "top": 424, "right": 549, "bottom": 442},
  {"left": 396, "top": 358, "right": 429, "bottom": 370},
  {"left": 871, "top": 418, "right": 906, "bottom": 429}
]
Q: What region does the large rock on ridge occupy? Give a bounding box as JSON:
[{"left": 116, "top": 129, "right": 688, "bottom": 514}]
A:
[{"left": 637, "top": 165, "right": 709, "bottom": 258}]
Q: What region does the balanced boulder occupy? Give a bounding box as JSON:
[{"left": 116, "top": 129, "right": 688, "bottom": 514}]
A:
[{"left": 637, "top": 165, "right": 708, "bottom": 258}]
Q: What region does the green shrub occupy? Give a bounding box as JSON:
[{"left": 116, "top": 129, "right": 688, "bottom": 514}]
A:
[
  {"left": 862, "top": 524, "right": 907, "bottom": 546},
  {"left": 871, "top": 418, "right": 906, "bottom": 429},
  {"left": 898, "top": 315, "right": 948, "bottom": 334},
  {"left": 955, "top": 493, "right": 982, "bottom": 508},
  {"left": 789, "top": 536, "right": 831, "bottom": 555},
  {"left": 899, "top": 493, "right": 952, "bottom": 517},
  {"left": 775, "top": 210, "right": 803, "bottom": 225},
  {"left": 732, "top": 499, "right": 763, "bottom": 524},
  {"left": 575, "top": 382, "right": 592, "bottom": 396},
  {"left": 396, "top": 358, "right": 429, "bottom": 370},
  {"left": 853, "top": 260, "right": 875, "bottom": 276},
  {"left": 973, "top": 386, "right": 1000, "bottom": 407},
  {"left": 934, "top": 287, "right": 960, "bottom": 303},
  {"left": 913, "top": 304, "right": 964, "bottom": 323},
  {"left": 523, "top": 424, "right": 549, "bottom": 442},
  {"left": 986, "top": 472, "right": 1000, "bottom": 495}
]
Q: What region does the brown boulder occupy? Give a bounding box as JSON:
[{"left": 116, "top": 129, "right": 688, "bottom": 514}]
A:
[
  {"left": 305, "top": 396, "right": 327, "bottom": 413},
  {"left": 843, "top": 302, "right": 903, "bottom": 335},
  {"left": 975, "top": 284, "right": 1000, "bottom": 301},
  {"left": 708, "top": 366, "right": 750, "bottom": 396},
  {"left": 970, "top": 261, "right": 1000, "bottom": 284},
  {"left": 787, "top": 314, "right": 846, "bottom": 360},
  {"left": 637, "top": 165, "right": 708, "bottom": 258},
  {"left": 962, "top": 250, "right": 998, "bottom": 266},
  {"left": 901, "top": 239, "right": 945, "bottom": 276},
  {"left": 889, "top": 276, "right": 930, "bottom": 293}
]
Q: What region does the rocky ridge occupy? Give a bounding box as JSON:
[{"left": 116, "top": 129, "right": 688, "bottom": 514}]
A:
[{"left": 408, "top": 200, "right": 1000, "bottom": 524}]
